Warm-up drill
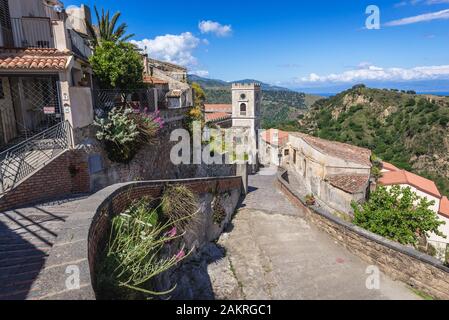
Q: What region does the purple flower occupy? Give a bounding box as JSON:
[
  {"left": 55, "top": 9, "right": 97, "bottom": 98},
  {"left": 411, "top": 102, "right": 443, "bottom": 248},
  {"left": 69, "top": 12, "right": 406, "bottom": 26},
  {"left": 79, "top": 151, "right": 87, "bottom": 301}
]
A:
[
  {"left": 165, "top": 227, "right": 177, "bottom": 238},
  {"left": 175, "top": 249, "right": 185, "bottom": 261}
]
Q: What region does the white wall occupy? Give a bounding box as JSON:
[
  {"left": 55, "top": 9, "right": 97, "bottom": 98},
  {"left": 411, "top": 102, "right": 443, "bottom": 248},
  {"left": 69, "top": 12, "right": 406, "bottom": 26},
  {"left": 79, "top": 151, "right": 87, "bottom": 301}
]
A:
[{"left": 68, "top": 87, "right": 93, "bottom": 129}]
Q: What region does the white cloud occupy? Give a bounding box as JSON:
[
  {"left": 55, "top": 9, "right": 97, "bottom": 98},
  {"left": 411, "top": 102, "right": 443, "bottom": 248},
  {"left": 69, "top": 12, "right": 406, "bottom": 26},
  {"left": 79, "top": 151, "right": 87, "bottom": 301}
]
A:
[
  {"left": 198, "top": 20, "right": 232, "bottom": 37},
  {"left": 394, "top": 0, "right": 449, "bottom": 6},
  {"left": 298, "top": 64, "right": 449, "bottom": 84},
  {"left": 385, "top": 9, "right": 449, "bottom": 26},
  {"left": 131, "top": 32, "right": 200, "bottom": 67},
  {"left": 190, "top": 70, "right": 209, "bottom": 77}
]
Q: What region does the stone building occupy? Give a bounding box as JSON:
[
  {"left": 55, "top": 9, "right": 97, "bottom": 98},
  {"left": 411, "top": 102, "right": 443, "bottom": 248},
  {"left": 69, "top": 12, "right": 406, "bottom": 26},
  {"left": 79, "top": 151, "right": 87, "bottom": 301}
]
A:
[
  {"left": 204, "top": 83, "right": 262, "bottom": 169},
  {"left": 0, "top": 0, "right": 94, "bottom": 149},
  {"left": 141, "top": 55, "right": 193, "bottom": 110},
  {"left": 259, "top": 128, "right": 289, "bottom": 166},
  {"left": 284, "top": 132, "right": 372, "bottom": 214}
]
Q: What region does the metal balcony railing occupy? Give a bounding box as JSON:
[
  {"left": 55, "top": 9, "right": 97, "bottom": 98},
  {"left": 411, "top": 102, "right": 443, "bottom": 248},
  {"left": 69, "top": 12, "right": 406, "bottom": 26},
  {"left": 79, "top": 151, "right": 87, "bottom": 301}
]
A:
[
  {"left": 9, "top": 17, "right": 55, "bottom": 48},
  {"left": 0, "top": 121, "right": 73, "bottom": 195},
  {"left": 69, "top": 29, "right": 92, "bottom": 60}
]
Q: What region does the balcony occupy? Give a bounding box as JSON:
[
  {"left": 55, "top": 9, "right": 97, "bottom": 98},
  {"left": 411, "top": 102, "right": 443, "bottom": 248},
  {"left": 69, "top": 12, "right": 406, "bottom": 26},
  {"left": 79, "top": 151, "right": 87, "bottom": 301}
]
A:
[
  {"left": 1, "top": 17, "right": 55, "bottom": 48},
  {"left": 69, "top": 29, "right": 92, "bottom": 60}
]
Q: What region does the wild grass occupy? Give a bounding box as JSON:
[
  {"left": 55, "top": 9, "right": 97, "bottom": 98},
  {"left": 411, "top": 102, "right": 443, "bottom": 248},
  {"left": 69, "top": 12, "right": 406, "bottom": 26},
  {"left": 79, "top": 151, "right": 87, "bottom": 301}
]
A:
[
  {"left": 97, "top": 185, "right": 199, "bottom": 300},
  {"left": 161, "top": 184, "right": 199, "bottom": 232}
]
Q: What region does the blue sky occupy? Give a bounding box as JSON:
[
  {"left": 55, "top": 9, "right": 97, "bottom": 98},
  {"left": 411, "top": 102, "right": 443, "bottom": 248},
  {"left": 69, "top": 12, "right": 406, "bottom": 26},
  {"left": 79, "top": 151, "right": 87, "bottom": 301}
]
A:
[{"left": 63, "top": 0, "right": 449, "bottom": 91}]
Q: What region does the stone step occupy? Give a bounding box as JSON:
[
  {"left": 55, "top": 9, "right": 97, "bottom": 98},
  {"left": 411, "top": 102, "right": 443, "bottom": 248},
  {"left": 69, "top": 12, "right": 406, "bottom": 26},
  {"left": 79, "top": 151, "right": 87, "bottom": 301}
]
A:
[
  {"left": 0, "top": 246, "right": 51, "bottom": 260},
  {"left": 0, "top": 269, "right": 41, "bottom": 288},
  {"left": 0, "top": 253, "right": 48, "bottom": 268},
  {"left": 0, "top": 261, "right": 45, "bottom": 276},
  {"left": 0, "top": 242, "right": 51, "bottom": 251},
  {"left": 0, "top": 282, "right": 33, "bottom": 299},
  {"left": 0, "top": 233, "right": 57, "bottom": 247}
]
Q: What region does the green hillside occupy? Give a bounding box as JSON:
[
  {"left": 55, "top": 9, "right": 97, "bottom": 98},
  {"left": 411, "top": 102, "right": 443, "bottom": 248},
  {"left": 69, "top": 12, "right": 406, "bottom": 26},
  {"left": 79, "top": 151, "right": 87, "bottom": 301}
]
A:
[
  {"left": 299, "top": 85, "right": 449, "bottom": 196},
  {"left": 204, "top": 88, "right": 322, "bottom": 129}
]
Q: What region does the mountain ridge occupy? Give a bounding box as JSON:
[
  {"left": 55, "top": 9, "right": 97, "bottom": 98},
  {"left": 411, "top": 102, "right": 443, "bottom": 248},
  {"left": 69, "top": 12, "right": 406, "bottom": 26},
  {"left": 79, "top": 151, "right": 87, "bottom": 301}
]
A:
[
  {"left": 188, "top": 74, "right": 292, "bottom": 92},
  {"left": 298, "top": 85, "right": 449, "bottom": 196}
]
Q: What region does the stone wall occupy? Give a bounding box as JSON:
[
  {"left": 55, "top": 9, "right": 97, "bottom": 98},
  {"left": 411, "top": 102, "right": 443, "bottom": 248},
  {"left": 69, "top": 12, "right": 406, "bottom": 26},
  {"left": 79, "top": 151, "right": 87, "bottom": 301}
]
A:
[
  {"left": 277, "top": 171, "right": 449, "bottom": 300},
  {"left": 0, "top": 150, "right": 90, "bottom": 212},
  {"left": 30, "top": 176, "right": 243, "bottom": 300},
  {"left": 75, "top": 123, "right": 237, "bottom": 193}
]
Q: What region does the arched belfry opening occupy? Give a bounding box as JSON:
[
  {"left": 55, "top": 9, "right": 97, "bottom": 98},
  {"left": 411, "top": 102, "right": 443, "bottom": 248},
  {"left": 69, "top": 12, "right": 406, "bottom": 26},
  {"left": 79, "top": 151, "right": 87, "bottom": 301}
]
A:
[{"left": 240, "top": 103, "right": 247, "bottom": 116}]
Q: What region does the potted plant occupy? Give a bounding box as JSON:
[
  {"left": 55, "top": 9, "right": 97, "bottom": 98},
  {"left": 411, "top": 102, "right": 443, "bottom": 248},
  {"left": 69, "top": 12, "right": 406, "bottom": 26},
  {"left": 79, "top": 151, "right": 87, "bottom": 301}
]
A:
[{"left": 305, "top": 194, "right": 316, "bottom": 206}]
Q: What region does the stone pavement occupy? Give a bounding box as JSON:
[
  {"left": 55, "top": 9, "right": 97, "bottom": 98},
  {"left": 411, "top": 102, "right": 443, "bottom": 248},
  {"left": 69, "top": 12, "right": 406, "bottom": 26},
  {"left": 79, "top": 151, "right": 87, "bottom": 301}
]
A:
[
  {"left": 215, "top": 168, "right": 420, "bottom": 300},
  {"left": 0, "top": 195, "right": 88, "bottom": 300}
]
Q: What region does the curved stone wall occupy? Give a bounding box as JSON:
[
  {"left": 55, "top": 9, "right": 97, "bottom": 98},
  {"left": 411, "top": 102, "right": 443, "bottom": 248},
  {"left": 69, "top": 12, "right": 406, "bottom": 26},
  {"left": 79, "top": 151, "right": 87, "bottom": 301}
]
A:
[
  {"left": 30, "top": 176, "right": 242, "bottom": 300},
  {"left": 277, "top": 170, "right": 449, "bottom": 300}
]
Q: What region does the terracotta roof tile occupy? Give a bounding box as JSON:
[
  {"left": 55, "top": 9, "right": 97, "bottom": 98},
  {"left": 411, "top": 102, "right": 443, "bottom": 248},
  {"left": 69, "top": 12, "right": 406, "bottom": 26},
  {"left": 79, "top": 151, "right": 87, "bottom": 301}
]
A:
[
  {"left": 378, "top": 170, "right": 441, "bottom": 199},
  {"left": 0, "top": 48, "right": 69, "bottom": 71},
  {"left": 204, "top": 104, "right": 232, "bottom": 113},
  {"left": 382, "top": 161, "right": 400, "bottom": 172},
  {"left": 205, "top": 112, "right": 232, "bottom": 123},
  {"left": 261, "top": 129, "right": 289, "bottom": 146},
  {"left": 289, "top": 132, "right": 372, "bottom": 167},
  {"left": 326, "top": 174, "right": 370, "bottom": 194},
  {"left": 439, "top": 196, "right": 449, "bottom": 219},
  {"left": 166, "top": 89, "right": 183, "bottom": 98},
  {"left": 143, "top": 76, "right": 168, "bottom": 85}
]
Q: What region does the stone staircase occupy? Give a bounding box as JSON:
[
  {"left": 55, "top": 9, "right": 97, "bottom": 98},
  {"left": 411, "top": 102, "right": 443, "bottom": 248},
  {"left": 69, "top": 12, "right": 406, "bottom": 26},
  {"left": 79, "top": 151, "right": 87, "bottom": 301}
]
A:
[
  {"left": 0, "top": 121, "right": 72, "bottom": 196},
  {"left": 0, "top": 196, "right": 86, "bottom": 300}
]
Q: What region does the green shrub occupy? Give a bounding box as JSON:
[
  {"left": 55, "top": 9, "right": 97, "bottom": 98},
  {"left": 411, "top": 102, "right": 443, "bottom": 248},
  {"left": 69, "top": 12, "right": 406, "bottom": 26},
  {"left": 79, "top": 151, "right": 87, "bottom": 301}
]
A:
[
  {"left": 95, "top": 108, "right": 163, "bottom": 163},
  {"left": 89, "top": 41, "right": 143, "bottom": 90},
  {"left": 94, "top": 108, "right": 139, "bottom": 163},
  {"left": 352, "top": 186, "right": 446, "bottom": 246},
  {"left": 96, "top": 196, "right": 191, "bottom": 299},
  {"left": 161, "top": 185, "right": 199, "bottom": 232}
]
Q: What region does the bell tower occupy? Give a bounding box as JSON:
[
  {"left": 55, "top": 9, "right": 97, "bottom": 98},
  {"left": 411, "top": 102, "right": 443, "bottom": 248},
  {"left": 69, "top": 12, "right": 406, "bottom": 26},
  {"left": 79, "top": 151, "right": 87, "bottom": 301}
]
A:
[
  {"left": 231, "top": 83, "right": 261, "bottom": 131},
  {"left": 231, "top": 83, "right": 262, "bottom": 170}
]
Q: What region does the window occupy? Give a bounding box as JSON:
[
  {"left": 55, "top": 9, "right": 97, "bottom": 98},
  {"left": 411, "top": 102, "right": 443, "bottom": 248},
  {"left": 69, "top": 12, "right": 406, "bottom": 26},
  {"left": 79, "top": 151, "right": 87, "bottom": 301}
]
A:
[
  {"left": 284, "top": 149, "right": 289, "bottom": 156},
  {"left": 240, "top": 93, "right": 246, "bottom": 100},
  {"left": 293, "top": 149, "right": 297, "bottom": 164},
  {"left": 240, "top": 103, "right": 247, "bottom": 116}
]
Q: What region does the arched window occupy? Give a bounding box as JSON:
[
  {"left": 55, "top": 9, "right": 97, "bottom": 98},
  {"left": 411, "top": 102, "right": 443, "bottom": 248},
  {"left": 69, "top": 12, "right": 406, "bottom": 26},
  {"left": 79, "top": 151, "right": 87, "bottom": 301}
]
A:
[{"left": 240, "top": 103, "right": 247, "bottom": 116}]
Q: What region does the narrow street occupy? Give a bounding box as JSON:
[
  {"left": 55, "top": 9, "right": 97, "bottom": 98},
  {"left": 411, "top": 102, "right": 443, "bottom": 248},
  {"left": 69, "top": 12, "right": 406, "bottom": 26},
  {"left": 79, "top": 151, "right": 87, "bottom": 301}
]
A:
[{"left": 216, "top": 168, "right": 420, "bottom": 300}]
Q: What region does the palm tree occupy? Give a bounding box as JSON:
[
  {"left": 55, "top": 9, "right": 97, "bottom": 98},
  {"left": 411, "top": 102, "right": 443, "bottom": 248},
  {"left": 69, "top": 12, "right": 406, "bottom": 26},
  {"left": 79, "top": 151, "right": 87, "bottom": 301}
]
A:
[{"left": 86, "top": 6, "right": 135, "bottom": 48}]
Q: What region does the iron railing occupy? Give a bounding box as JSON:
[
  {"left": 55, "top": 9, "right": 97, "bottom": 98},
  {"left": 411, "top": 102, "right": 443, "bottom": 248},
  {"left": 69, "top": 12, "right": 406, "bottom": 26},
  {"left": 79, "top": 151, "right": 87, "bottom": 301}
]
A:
[
  {"left": 69, "top": 29, "right": 92, "bottom": 60},
  {"left": 93, "top": 89, "right": 157, "bottom": 118},
  {"left": 9, "top": 17, "right": 55, "bottom": 48},
  {"left": 0, "top": 121, "right": 73, "bottom": 195}
]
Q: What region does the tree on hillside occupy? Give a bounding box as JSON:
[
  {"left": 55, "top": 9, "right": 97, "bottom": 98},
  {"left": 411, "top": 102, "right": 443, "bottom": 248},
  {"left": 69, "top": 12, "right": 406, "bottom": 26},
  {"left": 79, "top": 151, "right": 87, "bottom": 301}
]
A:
[
  {"left": 191, "top": 82, "right": 206, "bottom": 107},
  {"left": 89, "top": 41, "right": 143, "bottom": 90},
  {"left": 185, "top": 82, "right": 205, "bottom": 132},
  {"left": 352, "top": 186, "right": 445, "bottom": 246},
  {"left": 86, "top": 6, "right": 135, "bottom": 48}
]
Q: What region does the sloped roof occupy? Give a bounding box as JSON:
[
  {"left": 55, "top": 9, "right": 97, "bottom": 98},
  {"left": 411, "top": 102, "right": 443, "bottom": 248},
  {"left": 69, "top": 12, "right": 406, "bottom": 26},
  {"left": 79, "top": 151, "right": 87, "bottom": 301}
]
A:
[
  {"left": 378, "top": 170, "right": 441, "bottom": 199},
  {"left": 0, "top": 48, "right": 70, "bottom": 71},
  {"left": 326, "top": 174, "right": 370, "bottom": 194},
  {"left": 439, "top": 196, "right": 449, "bottom": 219},
  {"left": 204, "top": 104, "right": 232, "bottom": 113},
  {"left": 166, "top": 89, "right": 183, "bottom": 98},
  {"left": 143, "top": 76, "right": 168, "bottom": 85},
  {"left": 261, "top": 129, "right": 289, "bottom": 146},
  {"left": 205, "top": 112, "right": 232, "bottom": 123},
  {"left": 147, "top": 57, "right": 187, "bottom": 71},
  {"left": 289, "top": 132, "right": 372, "bottom": 167},
  {"left": 382, "top": 161, "right": 400, "bottom": 172}
]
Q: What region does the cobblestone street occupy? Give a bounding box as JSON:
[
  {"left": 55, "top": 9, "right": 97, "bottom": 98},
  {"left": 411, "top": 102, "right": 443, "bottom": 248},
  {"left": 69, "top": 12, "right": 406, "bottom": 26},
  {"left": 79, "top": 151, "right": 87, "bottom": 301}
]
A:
[{"left": 216, "top": 168, "right": 420, "bottom": 300}]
